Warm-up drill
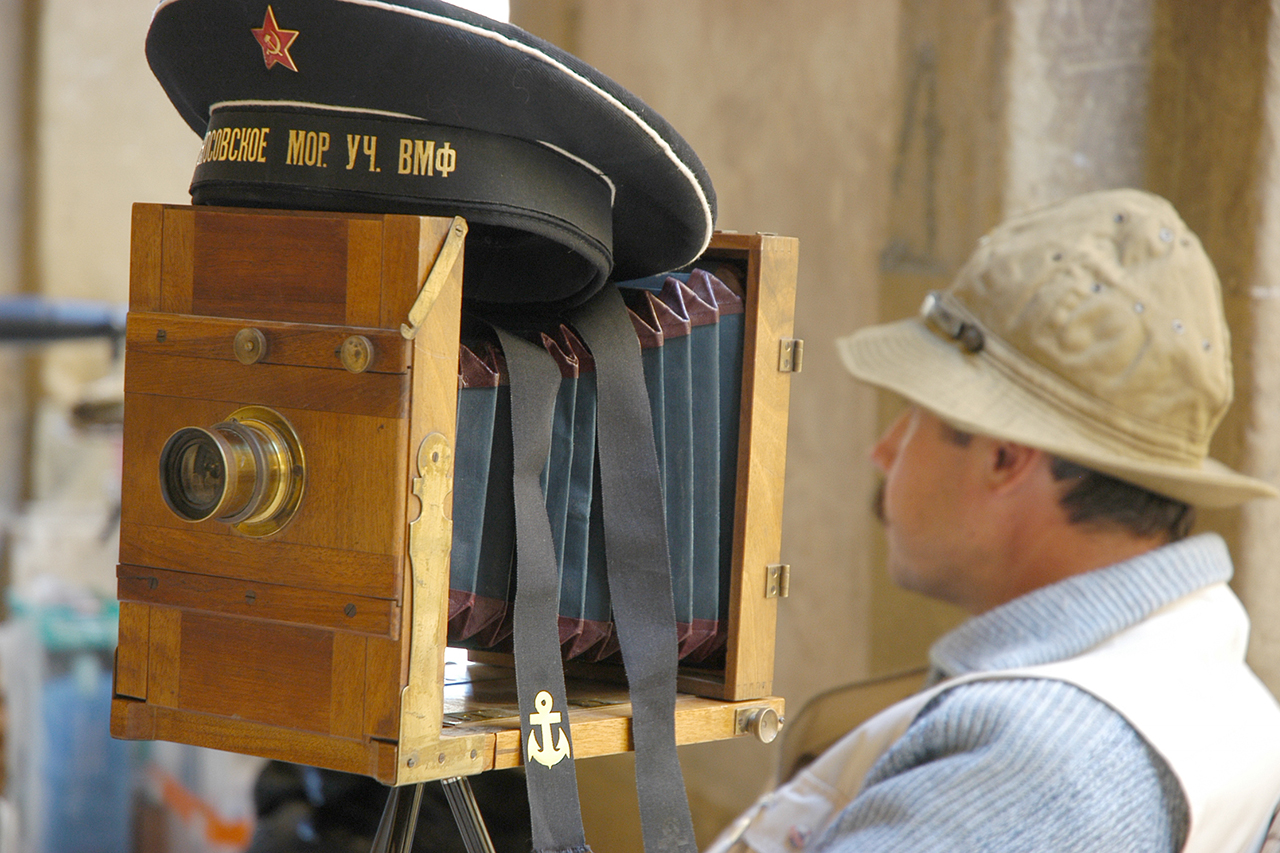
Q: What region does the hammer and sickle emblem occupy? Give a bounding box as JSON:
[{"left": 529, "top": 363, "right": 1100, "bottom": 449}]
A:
[
  {"left": 251, "top": 6, "right": 300, "bottom": 72},
  {"left": 526, "top": 690, "right": 572, "bottom": 768}
]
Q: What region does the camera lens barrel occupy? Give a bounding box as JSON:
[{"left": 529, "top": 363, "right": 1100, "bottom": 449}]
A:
[{"left": 158, "top": 406, "right": 305, "bottom": 536}]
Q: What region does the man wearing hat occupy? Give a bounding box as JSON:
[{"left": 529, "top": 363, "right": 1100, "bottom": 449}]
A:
[{"left": 710, "top": 189, "right": 1280, "bottom": 853}]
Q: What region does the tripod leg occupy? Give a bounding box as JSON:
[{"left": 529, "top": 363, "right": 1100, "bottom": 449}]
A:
[
  {"left": 441, "top": 776, "right": 498, "bottom": 853},
  {"left": 371, "top": 783, "right": 425, "bottom": 853}
]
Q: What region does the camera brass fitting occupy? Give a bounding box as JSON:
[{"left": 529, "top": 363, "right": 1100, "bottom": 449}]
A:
[{"left": 158, "top": 404, "right": 305, "bottom": 537}]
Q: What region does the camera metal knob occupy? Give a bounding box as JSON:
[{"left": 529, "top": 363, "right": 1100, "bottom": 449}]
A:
[
  {"left": 233, "top": 327, "right": 268, "bottom": 364},
  {"left": 340, "top": 335, "right": 375, "bottom": 373},
  {"left": 735, "top": 706, "right": 783, "bottom": 744}
]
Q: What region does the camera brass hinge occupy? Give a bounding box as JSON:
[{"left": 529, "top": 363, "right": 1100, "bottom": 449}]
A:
[
  {"left": 401, "top": 216, "right": 468, "bottom": 340},
  {"left": 765, "top": 563, "right": 790, "bottom": 599},
  {"left": 778, "top": 338, "right": 804, "bottom": 373}
]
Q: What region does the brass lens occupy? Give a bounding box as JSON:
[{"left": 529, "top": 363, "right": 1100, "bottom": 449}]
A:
[{"left": 158, "top": 406, "right": 305, "bottom": 536}]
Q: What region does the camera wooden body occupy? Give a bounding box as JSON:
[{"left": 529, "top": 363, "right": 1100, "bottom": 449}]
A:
[{"left": 111, "top": 203, "right": 796, "bottom": 785}]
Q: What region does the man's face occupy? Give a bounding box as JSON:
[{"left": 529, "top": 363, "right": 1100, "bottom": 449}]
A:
[{"left": 870, "top": 406, "right": 989, "bottom": 609}]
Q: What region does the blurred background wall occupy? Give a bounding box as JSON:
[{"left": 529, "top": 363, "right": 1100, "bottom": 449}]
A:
[{"left": 4, "top": 0, "right": 1280, "bottom": 850}]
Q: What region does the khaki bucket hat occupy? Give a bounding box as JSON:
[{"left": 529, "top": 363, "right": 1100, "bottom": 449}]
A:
[{"left": 838, "top": 188, "right": 1277, "bottom": 508}]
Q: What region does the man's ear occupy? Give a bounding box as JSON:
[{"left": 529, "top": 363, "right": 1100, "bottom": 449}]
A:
[{"left": 986, "top": 440, "right": 1046, "bottom": 492}]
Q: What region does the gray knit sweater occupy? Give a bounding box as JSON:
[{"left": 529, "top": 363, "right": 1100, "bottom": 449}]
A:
[{"left": 810, "top": 534, "right": 1238, "bottom": 852}]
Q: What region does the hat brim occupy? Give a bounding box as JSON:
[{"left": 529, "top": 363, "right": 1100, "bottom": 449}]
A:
[{"left": 838, "top": 318, "right": 1277, "bottom": 508}]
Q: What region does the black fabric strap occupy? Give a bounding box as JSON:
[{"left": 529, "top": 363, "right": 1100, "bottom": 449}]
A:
[
  {"left": 495, "top": 327, "right": 590, "bottom": 853},
  {"left": 570, "top": 284, "right": 698, "bottom": 853}
]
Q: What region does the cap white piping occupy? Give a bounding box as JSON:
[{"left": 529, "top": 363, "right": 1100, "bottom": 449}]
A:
[
  {"left": 211, "top": 98, "right": 425, "bottom": 122},
  {"left": 342, "top": 0, "right": 708, "bottom": 254}
]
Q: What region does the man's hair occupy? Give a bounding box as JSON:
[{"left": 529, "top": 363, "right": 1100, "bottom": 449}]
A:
[
  {"left": 1048, "top": 457, "right": 1196, "bottom": 542},
  {"left": 936, "top": 416, "right": 1195, "bottom": 541}
]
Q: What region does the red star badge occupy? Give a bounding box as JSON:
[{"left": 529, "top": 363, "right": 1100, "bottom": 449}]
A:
[{"left": 252, "top": 6, "right": 299, "bottom": 72}]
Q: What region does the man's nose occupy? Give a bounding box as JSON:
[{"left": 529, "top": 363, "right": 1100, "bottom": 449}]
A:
[{"left": 870, "top": 410, "right": 908, "bottom": 473}]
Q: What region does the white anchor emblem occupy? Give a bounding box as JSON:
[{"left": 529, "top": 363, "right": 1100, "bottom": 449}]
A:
[{"left": 527, "top": 690, "right": 572, "bottom": 768}]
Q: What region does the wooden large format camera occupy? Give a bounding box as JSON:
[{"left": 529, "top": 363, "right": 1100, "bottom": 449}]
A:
[{"left": 111, "top": 203, "right": 797, "bottom": 786}]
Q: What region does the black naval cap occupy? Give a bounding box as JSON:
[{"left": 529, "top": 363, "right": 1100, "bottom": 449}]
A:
[{"left": 145, "top": 0, "right": 717, "bottom": 310}]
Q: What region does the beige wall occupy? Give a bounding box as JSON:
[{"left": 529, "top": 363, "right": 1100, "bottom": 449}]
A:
[
  {"left": 33, "top": 1, "right": 195, "bottom": 305},
  {"left": 1223, "top": 0, "right": 1280, "bottom": 689}
]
